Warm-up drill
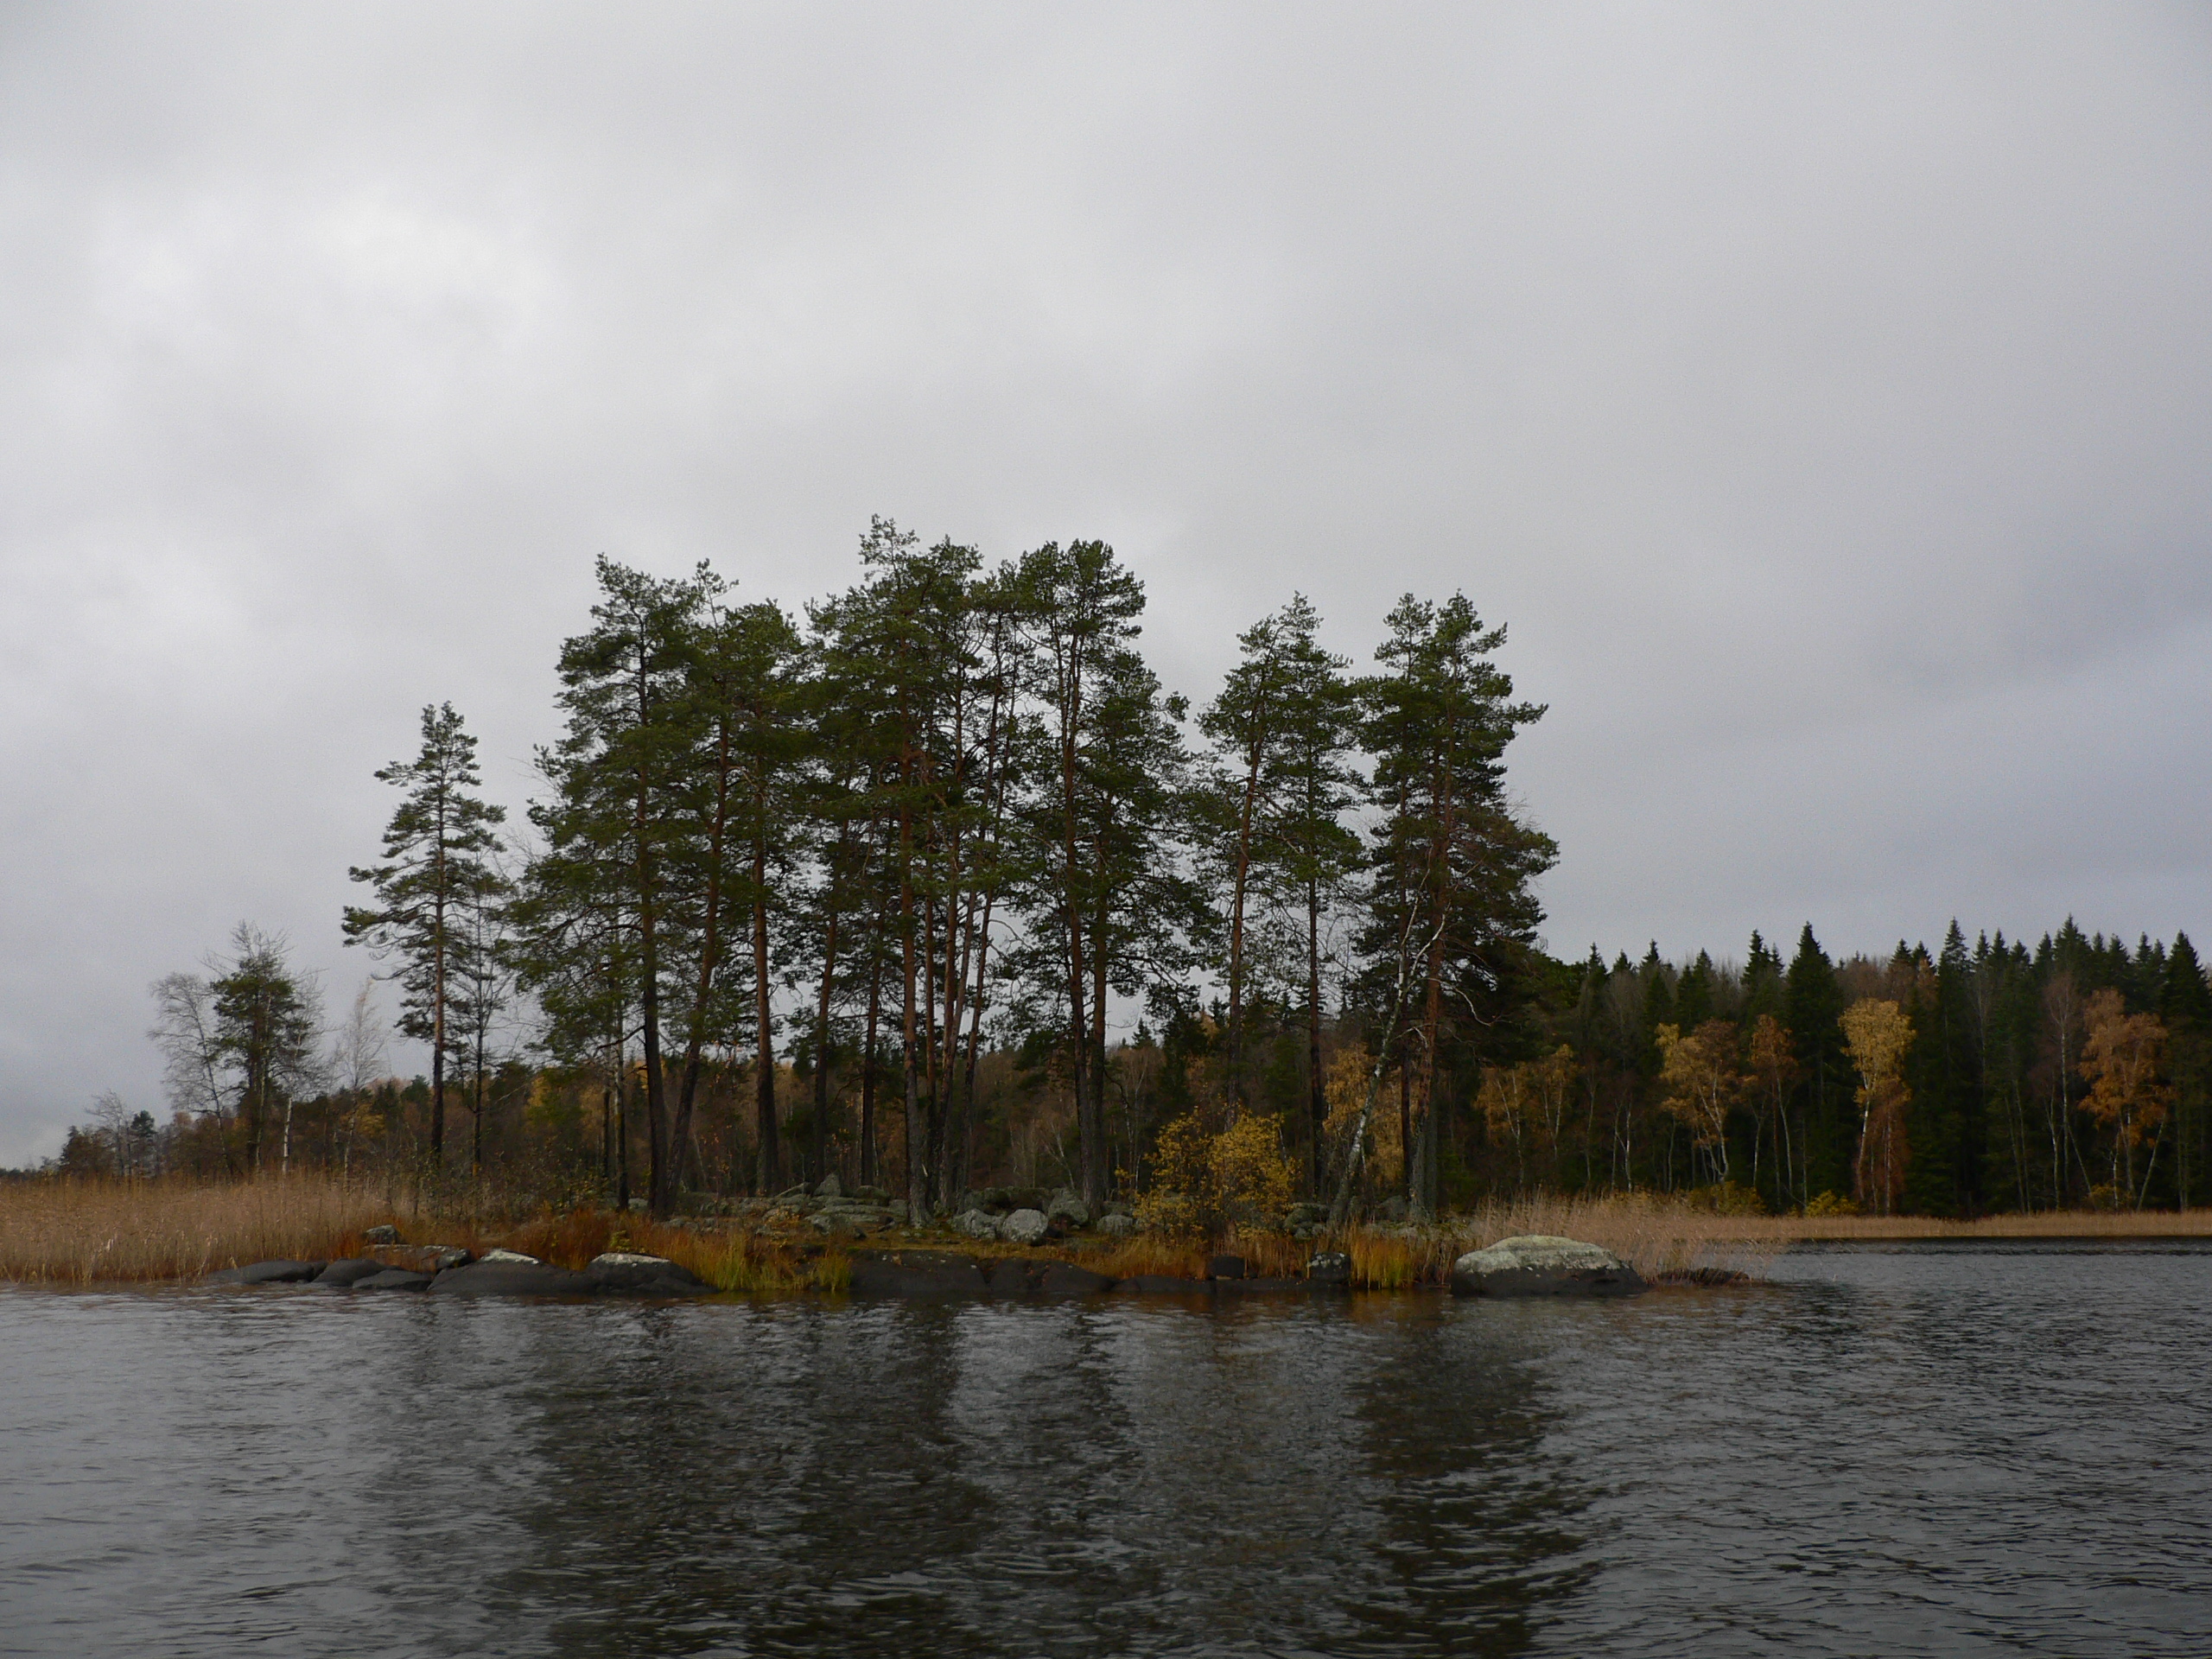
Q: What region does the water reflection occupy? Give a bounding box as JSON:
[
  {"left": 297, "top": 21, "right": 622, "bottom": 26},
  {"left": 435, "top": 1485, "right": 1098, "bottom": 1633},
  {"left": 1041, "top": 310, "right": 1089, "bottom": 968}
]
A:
[
  {"left": 471, "top": 1298, "right": 1575, "bottom": 1657},
  {"left": 1338, "top": 1302, "right": 1592, "bottom": 1656},
  {"left": 6, "top": 1245, "right": 2210, "bottom": 1657}
]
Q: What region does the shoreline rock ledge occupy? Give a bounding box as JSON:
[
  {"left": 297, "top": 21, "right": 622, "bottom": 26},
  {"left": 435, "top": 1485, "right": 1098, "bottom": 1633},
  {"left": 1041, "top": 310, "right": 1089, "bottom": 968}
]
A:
[{"left": 1449, "top": 1235, "right": 1645, "bottom": 1299}]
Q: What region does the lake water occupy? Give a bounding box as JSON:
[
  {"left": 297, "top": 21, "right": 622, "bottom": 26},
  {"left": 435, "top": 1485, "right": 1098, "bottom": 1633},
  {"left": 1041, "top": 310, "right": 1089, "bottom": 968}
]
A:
[{"left": 3, "top": 1241, "right": 2209, "bottom": 1657}]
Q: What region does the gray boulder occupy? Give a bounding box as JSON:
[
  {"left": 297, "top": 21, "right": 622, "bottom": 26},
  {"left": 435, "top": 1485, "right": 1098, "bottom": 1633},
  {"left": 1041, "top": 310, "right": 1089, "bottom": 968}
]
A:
[
  {"left": 1035, "top": 1262, "right": 1116, "bottom": 1295},
  {"left": 477, "top": 1249, "right": 540, "bottom": 1265},
  {"left": 1449, "top": 1235, "right": 1644, "bottom": 1298},
  {"left": 355, "top": 1268, "right": 435, "bottom": 1292},
  {"left": 361, "top": 1224, "right": 401, "bottom": 1246},
  {"left": 585, "top": 1251, "right": 709, "bottom": 1295},
  {"left": 950, "top": 1208, "right": 1000, "bottom": 1240},
  {"left": 1046, "top": 1192, "right": 1090, "bottom": 1230},
  {"left": 429, "top": 1261, "right": 595, "bottom": 1297},
  {"left": 997, "top": 1208, "right": 1050, "bottom": 1246},
  {"left": 816, "top": 1172, "right": 843, "bottom": 1199},
  {"left": 1109, "top": 1274, "right": 1210, "bottom": 1295},
  {"left": 378, "top": 1244, "right": 471, "bottom": 1272},
  {"left": 847, "top": 1249, "right": 989, "bottom": 1299},
  {"left": 1095, "top": 1212, "right": 1137, "bottom": 1237},
  {"left": 982, "top": 1257, "right": 1116, "bottom": 1295},
  {"left": 314, "top": 1257, "right": 388, "bottom": 1287},
  {"left": 206, "top": 1260, "right": 325, "bottom": 1286},
  {"left": 1307, "top": 1250, "right": 1351, "bottom": 1286}
]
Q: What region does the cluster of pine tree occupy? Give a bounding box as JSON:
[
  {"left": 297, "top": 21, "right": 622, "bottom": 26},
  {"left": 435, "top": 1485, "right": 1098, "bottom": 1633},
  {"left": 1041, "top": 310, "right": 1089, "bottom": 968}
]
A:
[
  {"left": 114, "top": 524, "right": 1555, "bottom": 1218},
  {"left": 79, "top": 523, "right": 2208, "bottom": 1222}
]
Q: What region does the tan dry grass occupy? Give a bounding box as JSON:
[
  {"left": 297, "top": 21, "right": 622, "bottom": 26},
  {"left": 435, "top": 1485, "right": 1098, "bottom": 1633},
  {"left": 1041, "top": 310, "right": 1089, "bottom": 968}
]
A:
[
  {"left": 0, "top": 1179, "right": 855, "bottom": 1293},
  {"left": 0, "top": 1176, "right": 396, "bottom": 1284},
  {"left": 1088, "top": 1236, "right": 1211, "bottom": 1281},
  {"left": 1712, "top": 1207, "right": 2212, "bottom": 1243}
]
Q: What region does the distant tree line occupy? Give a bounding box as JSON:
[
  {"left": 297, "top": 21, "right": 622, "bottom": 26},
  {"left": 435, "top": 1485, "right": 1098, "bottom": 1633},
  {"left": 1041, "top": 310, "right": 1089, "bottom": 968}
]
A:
[
  {"left": 53, "top": 523, "right": 2211, "bottom": 1219},
  {"left": 1499, "top": 921, "right": 2212, "bottom": 1217}
]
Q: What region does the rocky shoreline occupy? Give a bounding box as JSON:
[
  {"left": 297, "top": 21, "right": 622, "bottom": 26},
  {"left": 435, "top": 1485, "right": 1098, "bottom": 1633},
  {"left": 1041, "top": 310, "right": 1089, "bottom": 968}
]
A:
[
  {"left": 196, "top": 1228, "right": 1714, "bottom": 1300},
  {"left": 205, "top": 1243, "right": 711, "bottom": 1298}
]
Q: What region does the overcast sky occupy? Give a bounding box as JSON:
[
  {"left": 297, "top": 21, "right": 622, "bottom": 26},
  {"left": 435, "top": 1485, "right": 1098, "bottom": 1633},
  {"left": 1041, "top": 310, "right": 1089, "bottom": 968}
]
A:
[{"left": 3, "top": 3, "right": 2208, "bottom": 1163}]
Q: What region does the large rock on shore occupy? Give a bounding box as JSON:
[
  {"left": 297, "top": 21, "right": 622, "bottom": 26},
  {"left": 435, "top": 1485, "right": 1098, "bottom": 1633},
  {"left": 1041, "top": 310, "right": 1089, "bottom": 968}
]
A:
[
  {"left": 848, "top": 1249, "right": 991, "bottom": 1299},
  {"left": 1046, "top": 1192, "right": 1090, "bottom": 1230},
  {"left": 1307, "top": 1251, "right": 1351, "bottom": 1286},
  {"left": 584, "top": 1252, "right": 709, "bottom": 1295},
  {"left": 812, "top": 1203, "right": 898, "bottom": 1238},
  {"left": 206, "top": 1260, "right": 326, "bottom": 1285},
  {"left": 313, "top": 1257, "right": 389, "bottom": 1287},
  {"left": 997, "top": 1208, "right": 1050, "bottom": 1246},
  {"left": 429, "top": 1261, "right": 595, "bottom": 1297},
  {"left": 355, "top": 1268, "right": 435, "bottom": 1292},
  {"left": 211, "top": 1251, "right": 710, "bottom": 1298},
  {"left": 372, "top": 1243, "right": 472, "bottom": 1273},
  {"left": 983, "top": 1257, "right": 1116, "bottom": 1296},
  {"left": 1107, "top": 1274, "right": 1211, "bottom": 1295},
  {"left": 1449, "top": 1235, "right": 1645, "bottom": 1298}
]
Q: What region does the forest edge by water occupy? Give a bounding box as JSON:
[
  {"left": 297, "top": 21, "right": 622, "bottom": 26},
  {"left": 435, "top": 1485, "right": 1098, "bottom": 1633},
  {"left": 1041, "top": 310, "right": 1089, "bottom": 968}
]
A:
[
  {"left": 6, "top": 1175, "right": 2211, "bottom": 1297},
  {"left": 32, "top": 530, "right": 2212, "bottom": 1236}
]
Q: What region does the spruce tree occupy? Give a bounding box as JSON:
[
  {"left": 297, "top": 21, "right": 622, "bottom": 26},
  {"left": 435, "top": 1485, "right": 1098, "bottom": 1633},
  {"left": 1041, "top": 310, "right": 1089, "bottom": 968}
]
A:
[
  {"left": 1784, "top": 925, "right": 1849, "bottom": 1200},
  {"left": 208, "top": 924, "right": 325, "bottom": 1173},
  {"left": 2162, "top": 932, "right": 2212, "bottom": 1208},
  {"left": 344, "top": 702, "right": 507, "bottom": 1165}
]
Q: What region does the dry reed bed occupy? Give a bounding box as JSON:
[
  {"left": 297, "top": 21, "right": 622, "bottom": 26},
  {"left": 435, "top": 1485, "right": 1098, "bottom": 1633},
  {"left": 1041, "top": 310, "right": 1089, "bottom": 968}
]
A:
[
  {"left": 0, "top": 1178, "right": 394, "bottom": 1284},
  {"left": 1709, "top": 1208, "right": 2212, "bottom": 1243}
]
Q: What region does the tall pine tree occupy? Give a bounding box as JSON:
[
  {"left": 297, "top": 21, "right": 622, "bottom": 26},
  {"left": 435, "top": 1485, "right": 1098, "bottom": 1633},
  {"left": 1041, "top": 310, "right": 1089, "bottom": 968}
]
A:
[{"left": 344, "top": 702, "right": 507, "bottom": 1165}]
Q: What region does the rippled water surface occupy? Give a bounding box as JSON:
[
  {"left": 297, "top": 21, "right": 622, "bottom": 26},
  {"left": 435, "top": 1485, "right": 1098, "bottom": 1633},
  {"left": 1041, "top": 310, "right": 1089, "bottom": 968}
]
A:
[{"left": 4, "top": 1241, "right": 2209, "bottom": 1656}]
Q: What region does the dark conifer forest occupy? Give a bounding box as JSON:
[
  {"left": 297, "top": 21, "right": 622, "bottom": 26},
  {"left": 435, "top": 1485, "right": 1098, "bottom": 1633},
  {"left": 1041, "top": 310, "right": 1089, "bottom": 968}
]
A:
[{"left": 70, "top": 524, "right": 2212, "bottom": 1221}]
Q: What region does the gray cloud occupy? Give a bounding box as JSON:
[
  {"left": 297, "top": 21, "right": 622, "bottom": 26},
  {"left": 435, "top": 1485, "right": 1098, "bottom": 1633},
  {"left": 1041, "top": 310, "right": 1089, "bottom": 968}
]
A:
[{"left": 3, "top": 2, "right": 2208, "bottom": 1160}]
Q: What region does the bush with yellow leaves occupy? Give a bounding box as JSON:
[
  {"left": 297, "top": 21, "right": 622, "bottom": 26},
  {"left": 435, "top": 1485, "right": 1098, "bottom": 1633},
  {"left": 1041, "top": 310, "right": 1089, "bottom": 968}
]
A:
[{"left": 1134, "top": 1110, "right": 1300, "bottom": 1239}]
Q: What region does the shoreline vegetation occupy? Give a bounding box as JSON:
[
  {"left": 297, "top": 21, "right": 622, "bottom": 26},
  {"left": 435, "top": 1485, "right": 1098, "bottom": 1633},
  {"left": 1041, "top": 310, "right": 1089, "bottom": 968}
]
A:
[
  {"left": 43, "top": 540, "right": 2212, "bottom": 1245},
  {"left": 4, "top": 1176, "right": 2206, "bottom": 1294}
]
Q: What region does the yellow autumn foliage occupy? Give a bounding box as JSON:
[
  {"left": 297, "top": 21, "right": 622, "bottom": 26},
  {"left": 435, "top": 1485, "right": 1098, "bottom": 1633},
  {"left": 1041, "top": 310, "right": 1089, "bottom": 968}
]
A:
[{"left": 1135, "top": 1110, "right": 1300, "bottom": 1238}]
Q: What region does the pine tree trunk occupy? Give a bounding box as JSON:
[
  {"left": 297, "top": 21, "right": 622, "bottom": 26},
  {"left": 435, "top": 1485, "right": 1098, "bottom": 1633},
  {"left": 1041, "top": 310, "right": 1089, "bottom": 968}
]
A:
[
  {"left": 1307, "top": 876, "right": 1325, "bottom": 1197},
  {"left": 1225, "top": 741, "right": 1262, "bottom": 1115},
  {"left": 811, "top": 893, "right": 841, "bottom": 1187},
  {"left": 899, "top": 805, "right": 925, "bottom": 1221},
  {"left": 861, "top": 925, "right": 883, "bottom": 1188},
  {"left": 754, "top": 865, "right": 779, "bottom": 1196}
]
